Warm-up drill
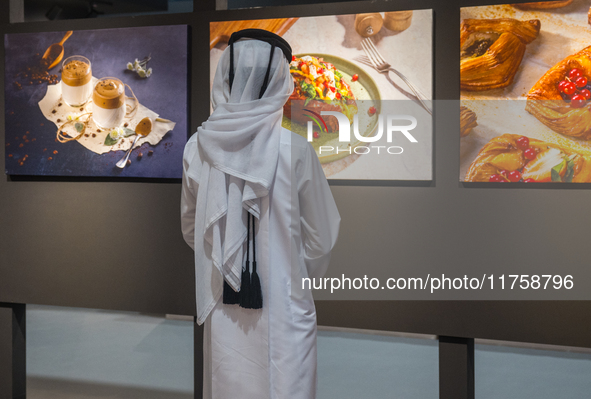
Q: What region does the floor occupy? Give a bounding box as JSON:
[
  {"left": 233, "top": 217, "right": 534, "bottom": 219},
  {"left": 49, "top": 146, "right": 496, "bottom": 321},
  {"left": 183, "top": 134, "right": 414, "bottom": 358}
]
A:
[
  {"left": 25, "top": 305, "right": 591, "bottom": 398},
  {"left": 26, "top": 306, "right": 194, "bottom": 398}
]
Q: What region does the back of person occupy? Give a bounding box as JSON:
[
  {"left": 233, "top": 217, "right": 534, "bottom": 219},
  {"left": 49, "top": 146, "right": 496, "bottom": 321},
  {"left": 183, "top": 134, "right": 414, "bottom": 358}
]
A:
[{"left": 181, "top": 30, "right": 340, "bottom": 399}]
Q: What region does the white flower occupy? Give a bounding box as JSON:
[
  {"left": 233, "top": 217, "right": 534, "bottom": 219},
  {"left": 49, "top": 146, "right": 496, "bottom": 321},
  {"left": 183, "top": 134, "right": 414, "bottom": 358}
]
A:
[
  {"left": 109, "top": 127, "right": 125, "bottom": 141},
  {"left": 129, "top": 57, "right": 153, "bottom": 78}
]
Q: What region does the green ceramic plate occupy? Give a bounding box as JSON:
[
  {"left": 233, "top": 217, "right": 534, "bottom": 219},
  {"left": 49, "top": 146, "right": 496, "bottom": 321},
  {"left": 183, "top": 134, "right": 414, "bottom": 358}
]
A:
[{"left": 282, "top": 53, "right": 382, "bottom": 164}]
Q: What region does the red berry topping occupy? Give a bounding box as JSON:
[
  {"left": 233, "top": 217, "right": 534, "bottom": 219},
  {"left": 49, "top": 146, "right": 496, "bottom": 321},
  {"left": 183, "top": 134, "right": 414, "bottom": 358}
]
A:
[
  {"left": 516, "top": 136, "right": 530, "bottom": 150},
  {"left": 508, "top": 170, "right": 522, "bottom": 182},
  {"left": 313, "top": 131, "right": 320, "bottom": 139},
  {"left": 499, "top": 170, "right": 508, "bottom": 178},
  {"left": 352, "top": 74, "right": 359, "bottom": 82},
  {"left": 569, "top": 68, "right": 583, "bottom": 80},
  {"left": 524, "top": 148, "right": 537, "bottom": 160},
  {"left": 571, "top": 94, "right": 586, "bottom": 108},
  {"left": 368, "top": 106, "right": 376, "bottom": 116},
  {"left": 523, "top": 178, "right": 535, "bottom": 183},
  {"left": 581, "top": 89, "right": 591, "bottom": 99},
  {"left": 576, "top": 76, "right": 588, "bottom": 88},
  {"left": 563, "top": 82, "right": 577, "bottom": 95},
  {"left": 489, "top": 174, "right": 502, "bottom": 182},
  {"left": 335, "top": 92, "right": 342, "bottom": 100},
  {"left": 558, "top": 80, "right": 568, "bottom": 92}
]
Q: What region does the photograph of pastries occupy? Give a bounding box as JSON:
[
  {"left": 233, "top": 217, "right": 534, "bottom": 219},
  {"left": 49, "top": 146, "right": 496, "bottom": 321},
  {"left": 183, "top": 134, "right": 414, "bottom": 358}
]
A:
[
  {"left": 210, "top": 11, "right": 433, "bottom": 181},
  {"left": 459, "top": 1, "right": 591, "bottom": 183},
  {"left": 4, "top": 26, "right": 188, "bottom": 178}
]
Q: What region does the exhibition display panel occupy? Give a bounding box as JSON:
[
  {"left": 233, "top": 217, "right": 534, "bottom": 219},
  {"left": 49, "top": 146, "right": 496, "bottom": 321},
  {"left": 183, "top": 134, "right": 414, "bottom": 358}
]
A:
[
  {"left": 4, "top": 25, "right": 188, "bottom": 178},
  {"left": 460, "top": 2, "right": 591, "bottom": 183},
  {"left": 210, "top": 11, "right": 434, "bottom": 180}
]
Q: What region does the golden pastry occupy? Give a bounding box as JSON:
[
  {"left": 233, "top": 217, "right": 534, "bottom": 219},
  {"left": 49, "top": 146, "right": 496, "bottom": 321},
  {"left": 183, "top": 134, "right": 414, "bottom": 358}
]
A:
[
  {"left": 465, "top": 134, "right": 591, "bottom": 182},
  {"left": 512, "top": 1, "right": 573, "bottom": 10},
  {"left": 460, "top": 106, "right": 478, "bottom": 137},
  {"left": 526, "top": 46, "right": 591, "bottom": 140},
  {"left": 460, "top": 18, "right": 540, "bottom": 91}
]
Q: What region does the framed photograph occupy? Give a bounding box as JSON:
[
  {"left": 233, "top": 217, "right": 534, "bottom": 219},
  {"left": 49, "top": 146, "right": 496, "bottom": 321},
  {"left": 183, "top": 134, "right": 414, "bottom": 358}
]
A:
[
  {"left": 4, "top": 25, "right": 188, "bottom": 178},
  {"left": 459, "top": 1, "right": 591, "bottom": 183},
  {"left": 210, "top": 10, "right": 433, "bottom": 181}
]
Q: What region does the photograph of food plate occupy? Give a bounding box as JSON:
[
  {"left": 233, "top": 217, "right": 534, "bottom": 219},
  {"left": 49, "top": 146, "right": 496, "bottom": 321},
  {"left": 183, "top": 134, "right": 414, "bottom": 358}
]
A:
[
  {"left": 4, "top": 25, "right": 187, "bottom": 178},
  {"left": 210, "top": 11, "right": 433, "bottom": 181},
  {"left": 460, "top": 1, "right": 591, "bottom": 183}
]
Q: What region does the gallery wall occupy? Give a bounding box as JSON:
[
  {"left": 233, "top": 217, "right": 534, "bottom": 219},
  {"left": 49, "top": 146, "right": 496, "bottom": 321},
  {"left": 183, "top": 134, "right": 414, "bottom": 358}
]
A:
[{"left": 1, "top": 0, "right": 591, "bottom": 348}]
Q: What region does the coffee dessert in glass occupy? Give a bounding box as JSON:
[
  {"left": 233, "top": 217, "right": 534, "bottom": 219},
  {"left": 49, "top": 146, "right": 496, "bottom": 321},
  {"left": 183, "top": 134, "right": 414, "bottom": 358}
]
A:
[
  {"left": 92, "top": 77, "right": 126, "bottom": 129},
  {"left": 61, "top": 56, "right": 92, "bottom": 107}
]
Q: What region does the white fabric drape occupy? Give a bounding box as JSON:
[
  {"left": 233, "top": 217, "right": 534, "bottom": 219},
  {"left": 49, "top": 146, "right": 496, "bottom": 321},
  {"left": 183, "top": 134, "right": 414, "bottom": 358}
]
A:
[{"left": 185, "top": 39, "right": 294, "bottom": 324}]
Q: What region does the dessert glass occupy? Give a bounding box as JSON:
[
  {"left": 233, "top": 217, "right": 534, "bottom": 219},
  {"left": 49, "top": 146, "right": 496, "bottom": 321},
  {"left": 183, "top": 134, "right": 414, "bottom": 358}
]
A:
[
  {"left": 92, "top": 77, "right": 126, "bottom": 129},
  {"left": 61, "top": 55, "right": 92, "bottom": 107}
]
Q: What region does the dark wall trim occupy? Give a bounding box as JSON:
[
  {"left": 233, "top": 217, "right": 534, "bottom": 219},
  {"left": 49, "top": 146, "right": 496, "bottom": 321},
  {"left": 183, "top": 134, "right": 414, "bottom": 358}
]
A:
[
  {"left": 439, "top": 337, "right": 475, "bottom": 399},
  {"left": 0, "top": 303, "right": 26, "bottom": 399}
]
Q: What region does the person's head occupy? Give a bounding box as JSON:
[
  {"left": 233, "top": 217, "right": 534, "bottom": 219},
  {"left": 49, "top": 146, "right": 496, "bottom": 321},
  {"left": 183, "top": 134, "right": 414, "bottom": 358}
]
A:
[{"left": 211, "top": 29, "right": 293, "bottom": 107}]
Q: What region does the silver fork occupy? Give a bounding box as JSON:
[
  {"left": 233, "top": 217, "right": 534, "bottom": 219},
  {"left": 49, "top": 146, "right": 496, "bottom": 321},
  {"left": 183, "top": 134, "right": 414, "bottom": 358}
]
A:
[{"left": 360, "top": 38, "right": 432, "bottom": 115}]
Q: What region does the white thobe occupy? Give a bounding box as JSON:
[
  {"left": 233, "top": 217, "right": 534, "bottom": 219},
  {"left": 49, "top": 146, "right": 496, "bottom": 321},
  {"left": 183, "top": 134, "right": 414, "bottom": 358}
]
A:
[{"left": 181, "top": 127, "right": 341, "bottom": 399}]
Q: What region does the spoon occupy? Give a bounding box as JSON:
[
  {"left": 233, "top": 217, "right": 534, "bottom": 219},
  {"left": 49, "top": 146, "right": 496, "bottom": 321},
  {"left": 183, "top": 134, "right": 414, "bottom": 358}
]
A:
[
  {"left": 116, "top": 117, "right": 153, "bottom": 169},
  {"left": 42, "top": 31, "right": 73, "bottom": 70}
]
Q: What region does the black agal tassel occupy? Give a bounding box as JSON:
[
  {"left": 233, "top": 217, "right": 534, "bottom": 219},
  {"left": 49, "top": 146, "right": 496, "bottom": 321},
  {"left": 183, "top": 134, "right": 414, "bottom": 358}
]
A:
[
  {"left": 249, "top": 265, "right": 262, "bottom": 309},
  {"left": 249, "top": 214, "right": 262, "bottom": 309},
  {"left": 239, "top": 213, "right": 253, "bottom": 308},
  {"left": 239, "top": 260, "right": 252, "bottom": 308},
  {"left": 240, "top": 213, "right": 262, "bottom": 309}
]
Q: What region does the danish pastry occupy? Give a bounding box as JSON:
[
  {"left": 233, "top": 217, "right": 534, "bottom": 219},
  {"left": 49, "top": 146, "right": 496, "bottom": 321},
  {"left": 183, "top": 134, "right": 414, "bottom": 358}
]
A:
[
  {"left": 465, "top": 134, "right": 591, "bottom": 182},
  {"left": 526, "top": 46, "right": 591, "bottom": 140},
  {"left": 460, "top": 18, "right": 540, "bottom": 91},
  {"left": 460, "top": 106, "right": 478, "bottom": 137}
]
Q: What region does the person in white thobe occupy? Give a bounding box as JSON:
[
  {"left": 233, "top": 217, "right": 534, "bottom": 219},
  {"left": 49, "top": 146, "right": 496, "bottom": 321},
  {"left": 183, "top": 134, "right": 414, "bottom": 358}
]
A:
[{"left": 181, "top": 32, "right": 340, "bottom": 399}]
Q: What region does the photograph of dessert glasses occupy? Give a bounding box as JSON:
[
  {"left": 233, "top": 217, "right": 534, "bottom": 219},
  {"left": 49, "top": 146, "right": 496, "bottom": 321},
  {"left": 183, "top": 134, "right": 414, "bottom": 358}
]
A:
[{"left": 4, "top": 25, "right": 187, "bottom": 178}]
